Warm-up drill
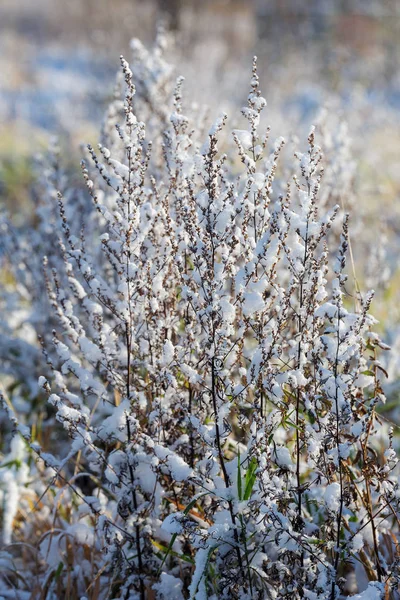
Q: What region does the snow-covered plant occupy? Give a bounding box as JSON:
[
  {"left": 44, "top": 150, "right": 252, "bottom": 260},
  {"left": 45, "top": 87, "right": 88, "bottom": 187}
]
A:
[{"left": 1, "top": 37, "right": 399, "bottom": 600}]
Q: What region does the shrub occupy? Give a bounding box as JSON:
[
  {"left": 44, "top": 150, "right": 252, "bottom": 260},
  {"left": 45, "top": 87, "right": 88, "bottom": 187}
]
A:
[{"left": 0, "top": 35, "right": 399, "bottom": 600}]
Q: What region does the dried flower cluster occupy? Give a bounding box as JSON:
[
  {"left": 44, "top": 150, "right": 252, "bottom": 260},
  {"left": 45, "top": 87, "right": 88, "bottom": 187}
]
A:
[{"left": 0, "top": 35, "right": 399, "bottom": 600}]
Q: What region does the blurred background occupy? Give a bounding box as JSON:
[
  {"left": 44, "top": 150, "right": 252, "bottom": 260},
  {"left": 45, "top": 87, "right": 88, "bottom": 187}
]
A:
[
  {"left": 1, "top": 0, "right": 400, "bottom": 318},
  {"left": 1, "top": 0, "right": 400, "bottom": 140}
]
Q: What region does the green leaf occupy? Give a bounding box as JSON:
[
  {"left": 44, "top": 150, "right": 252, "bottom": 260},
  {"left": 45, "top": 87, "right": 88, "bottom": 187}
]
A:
[
  {"left": 243, "top": 457, "right": 258, "bottom": 501},
  {"left": 0, "top": 458, "right": 22, "bottom": 470},
  {"left": 183, "top": 493, "right": 209, "bottom": 516},
  {"left": 237, "top": 449, "right": 242, "bottom": 501},
  {"left": 55, "top": 561, "right": 64, "bottom": 580},
  {"left": 152, "top": 541, "right": 194, "bottom": 565},
  {"left": 157, "top": 493, "right": 209, "bottom": 575},
  {"left": 190, "top": 545, "right": 219, "bottom": 599}
]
